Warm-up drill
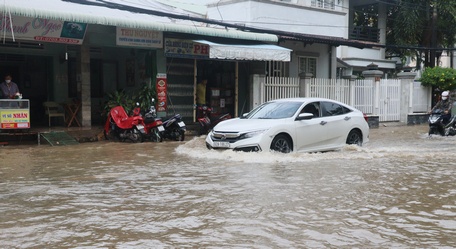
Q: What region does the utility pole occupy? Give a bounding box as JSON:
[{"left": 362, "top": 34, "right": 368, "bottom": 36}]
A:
[{"left": 430, "top": 2, "right": 437, "bottom": 68}]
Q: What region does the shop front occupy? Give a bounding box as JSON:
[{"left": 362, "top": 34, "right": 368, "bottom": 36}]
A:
[
  {"left": 0, "top": 0, "right": 285, "bottom": 129},
  {"left": 0, "top": 14, "right": 163, "bottom": 128},
  {"left": 163, "top": 38, "right": 292, "bottom": 122}
]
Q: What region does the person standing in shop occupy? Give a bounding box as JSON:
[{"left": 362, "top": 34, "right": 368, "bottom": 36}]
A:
[
  {"left": 196, "top": 78, "right": 208, "bottom": 118},
  {"left": 0, "top": 74, "right": 20, "bottom": 99},
  {"left": 196, "top": 78, "right": 208, "bottom": 106}
]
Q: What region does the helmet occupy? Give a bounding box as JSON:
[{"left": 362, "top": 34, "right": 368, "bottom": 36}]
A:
[{"left": 442, "top": 91, "right": 449, "bottom": 100}]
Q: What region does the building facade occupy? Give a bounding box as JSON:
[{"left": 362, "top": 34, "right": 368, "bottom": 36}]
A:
[{"left": 0, "top": 0, "right": 291, "bottom": 127}]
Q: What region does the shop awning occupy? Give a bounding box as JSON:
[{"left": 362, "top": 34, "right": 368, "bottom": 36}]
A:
[
  {"left": 0, "top": 0, "right": 278, "bottom": 43},
  {"left": 194, "top": 40, "right": 291, "bottom": 62}
]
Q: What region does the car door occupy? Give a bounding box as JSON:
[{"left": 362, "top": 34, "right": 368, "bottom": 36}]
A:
[
  {"left": 294, "top": 101, "right": 328, "bottom": 152},
  {"left": 319, "top": 101, "right": 353, "bottom": 148}
]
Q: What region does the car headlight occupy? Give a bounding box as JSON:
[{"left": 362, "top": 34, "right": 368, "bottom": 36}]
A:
[{"left": 240, "top": 129, "right": 268, "bottom": 139}]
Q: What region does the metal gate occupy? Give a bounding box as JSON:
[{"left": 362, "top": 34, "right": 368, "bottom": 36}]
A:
[{"left": 378, "top": 79, "right": 401, "bottom": 122}]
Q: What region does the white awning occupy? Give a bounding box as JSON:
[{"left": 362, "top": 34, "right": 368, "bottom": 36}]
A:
[{"left": 194, "top": 40, "right": 292, "bottom": 62}]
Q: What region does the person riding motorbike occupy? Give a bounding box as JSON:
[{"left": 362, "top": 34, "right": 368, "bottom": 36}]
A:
[{"left": 430, "top": 91, "right": 452, "bottom": 125}]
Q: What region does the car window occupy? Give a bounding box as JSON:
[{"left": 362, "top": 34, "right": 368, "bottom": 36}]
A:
[
  {"left": 321, "top": 101, "right": 352, "bottom": 116},
  {"left": 301, "top": 102, "right": 320, "bottom": 118},
  {"left": 246, "top": 101, "right": 302, "bottom": 119}
]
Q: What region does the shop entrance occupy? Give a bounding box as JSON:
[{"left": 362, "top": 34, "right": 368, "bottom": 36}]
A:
[
  {"left": 0, "top": 54, "right": 51, "bottom": 126},
  {"left": 197, "top": 60, "right": 235, "bottom": 117}
]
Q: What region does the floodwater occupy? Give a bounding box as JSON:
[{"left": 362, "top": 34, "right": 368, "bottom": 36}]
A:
[{"left": 0, "top": 124, "right": 455, "bottom": 248}]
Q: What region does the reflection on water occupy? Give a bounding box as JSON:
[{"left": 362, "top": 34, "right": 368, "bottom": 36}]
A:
[{"left": 0, "top": 124, "right": 455, "bottom": 248}]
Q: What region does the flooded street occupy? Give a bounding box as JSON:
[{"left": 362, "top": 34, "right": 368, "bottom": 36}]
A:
[{"left": 0, "top": 124, "right": 455, "bottom": 248}]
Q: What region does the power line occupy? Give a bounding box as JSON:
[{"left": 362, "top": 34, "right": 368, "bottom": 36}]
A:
[{"left": 60, "top": 0, "right": 456, "bottom": 50}]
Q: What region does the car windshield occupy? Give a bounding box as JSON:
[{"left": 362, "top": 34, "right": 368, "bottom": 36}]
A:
[{"left": 245, "top": 101, "right": 302, "bottom": 119}]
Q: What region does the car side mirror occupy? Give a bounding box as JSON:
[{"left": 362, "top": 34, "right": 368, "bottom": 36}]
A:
[{"left": 296, "top": 113, "right": 313, "bottom": 121}]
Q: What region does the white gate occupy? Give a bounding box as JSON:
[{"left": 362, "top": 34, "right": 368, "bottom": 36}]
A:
[
  {"left": 353, "top": 79, "right": 374, "bottom": 114},
  {"left": 261, "top": 77, "right": 300, "bottom": 103},
  {"left": 259, "top": 77, "right": 428, "bottom": 123},
  {"left": 378, "top": 79, "right": 401, "bottom": 122},
  {"left": 307, "top": 78, "right": 351, "bottom": 104}
]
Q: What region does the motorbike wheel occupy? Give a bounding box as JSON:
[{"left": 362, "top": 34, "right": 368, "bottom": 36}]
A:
[
  {"left": 198, "top": 125, "right": 207, "bottom": 136},
  {"left": 153, "top": 129, "right": 163, "bottom": 142},
  {"left": 175, "top": 129, "right": 185, "bottom": 141},
  {"left": 428, "top": 127, "right": 434, "bottom": 136},
  {"left": 130, "top": 128, "right": 144, "bottom": 143},
  {"left": 104, "top": 130, "right": 118, "bottom": 141},
  {"left": 439, "top": 127, "right": 445, "bottom": 136}
]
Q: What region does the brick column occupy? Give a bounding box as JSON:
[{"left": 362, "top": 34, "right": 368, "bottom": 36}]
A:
[
  {"left": 250, "top": 74, "right": 265, "bottom": 110},
  {"left": 79, "top": 45, "right": 91, "bottom": 127},
  {"left": 299, "top": 73, "right": 313, "bottom": 97},
  {"left": 362, "top": 64, "right": 384, "bottom": 116}
]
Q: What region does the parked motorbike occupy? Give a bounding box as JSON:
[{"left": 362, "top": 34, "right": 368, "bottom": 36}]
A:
[
  {"left": 161, "top": 113, "right": 186, "bottom": 141},
  {"left": 141, "top": 101, "right": 165, "bottom": 142},
  {"left": 104, "top": 105, "right": 146, "bottom": 142},
  {"left": 197, "top": 105, "right": 231, "bottom": 135},
  {"left": 428, "top": 108, "right": 456, "bottom": 136}
]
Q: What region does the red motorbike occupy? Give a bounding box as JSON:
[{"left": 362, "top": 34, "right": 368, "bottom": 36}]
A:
[
  {"left": 197, "top": 105, "right": 231, "bottom": 135},
  {"left": 104, "top": 105, "right": 146, "bottom": 142}
]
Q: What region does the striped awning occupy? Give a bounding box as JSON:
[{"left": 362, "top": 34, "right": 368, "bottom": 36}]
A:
[
  {"left": 195, "top": 40, "right": 291, "bottom": 61},
  {"left": 0, "top": 0, "right": 278, "bottom": 42}
]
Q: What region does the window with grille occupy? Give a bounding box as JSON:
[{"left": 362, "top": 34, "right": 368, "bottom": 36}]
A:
[
  {"left": 298, "top": 57, "right": 317, "bottom": 77},
  {"left": 266, "top": 61, "right": 289, "bottom": 77},
  {"left": 311, "top": 0, "right": 335, "bottom": 10}
]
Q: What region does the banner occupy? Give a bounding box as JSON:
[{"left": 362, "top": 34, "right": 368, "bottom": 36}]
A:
[
  {"left": 0, "top": 109, "right": 30, "bottom": 129},
  {"left": 156, "top": 74, "right": 167, "bottom": 113},
  {"left": 0, "top": 15, "right": 87, "bottom": 44},
  {"left": 164, "top": 38, "right": 209, "bottom": 59},
  {"left": 116, "top": 27, "right": 163, "bottom": 48}
]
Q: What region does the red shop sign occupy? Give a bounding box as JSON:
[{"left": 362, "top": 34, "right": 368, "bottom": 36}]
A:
[{"left": 156, "top": 74, "right": 167, "bottom": 112}]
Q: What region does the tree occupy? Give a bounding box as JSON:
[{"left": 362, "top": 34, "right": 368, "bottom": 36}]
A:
[
  {"left": 420, "top": 66, "right": 456, "bottom": 90},
  {"left": 354, "top": 1, "right": 456, "bottom": 69},
  {"left": 385, "top": 0, "right": 456, "bottom": 69}
]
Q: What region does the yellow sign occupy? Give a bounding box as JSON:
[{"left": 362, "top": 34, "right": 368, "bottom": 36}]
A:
[{"left": 0, "top": 109, "right": 30, "bottom": 129}]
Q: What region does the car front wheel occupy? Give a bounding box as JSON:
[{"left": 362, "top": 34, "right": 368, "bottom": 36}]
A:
[
  {"left": 270, "top": 134, "right": 292, "bottom": 153},
  {"left": 346, "top": 129, "right": 362, "bottom": 146}
]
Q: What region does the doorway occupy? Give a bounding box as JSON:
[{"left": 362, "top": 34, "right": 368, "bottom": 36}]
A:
[
  {"left": 197, "top": 60, "right": 236, "bottom": 116},
  {"left": 0, "top": 54, "right": 51, "bottom": 126}
]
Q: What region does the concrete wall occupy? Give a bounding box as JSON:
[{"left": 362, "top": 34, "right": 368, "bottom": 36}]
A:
[
  {"left": 282, "top": 40, "right": 331, "bottom": 78},
  {"left": 207, "top": 0, "right": 348, "bottom": 38}
]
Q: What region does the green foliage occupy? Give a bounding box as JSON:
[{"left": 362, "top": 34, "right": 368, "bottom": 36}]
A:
[
  {"left": 134, "top": 83, "right": 157, "bottom": 112},
  {"left": 104, "top": 90, "right": 136, "bottom": 114},
  {"left": 104, "top": 83, "right": 157, "bottom": 115},
  {"left": 419, "top": 67, "right": 456, "bottom": 90}
]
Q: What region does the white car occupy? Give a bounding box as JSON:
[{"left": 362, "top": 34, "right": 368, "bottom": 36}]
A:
[{"left": 205, "top": 98, "right": 370, "bottom": 153}]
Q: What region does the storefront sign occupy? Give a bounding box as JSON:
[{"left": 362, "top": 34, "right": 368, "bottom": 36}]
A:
[
  {"left": 164, "top": 38, "right": 209, "bottom": 59},
  {"left": 0, "top": 110, "right": 30, "bottom": 129},
  {"left": 116, "top": 27, "right": 163, "bottom": 48},
  {"left": 0, "top": 15, "right": 87, "bottom": 44},
  {"left": 156, "top": 74, "right": 167, "bottom": 113}
]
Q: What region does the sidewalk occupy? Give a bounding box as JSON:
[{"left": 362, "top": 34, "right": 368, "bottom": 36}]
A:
[{"left": 1, "top": 122, "right": 416, "bottom": 146}]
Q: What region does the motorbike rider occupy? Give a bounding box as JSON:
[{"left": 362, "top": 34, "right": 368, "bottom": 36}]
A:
[{"left": 430, "top": 91, "right": 452, "bottom": 125}]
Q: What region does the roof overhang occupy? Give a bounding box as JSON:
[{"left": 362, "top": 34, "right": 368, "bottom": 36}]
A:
[
  {"left": 278, "top": 34, "right": 381, "bottom": 49},
  {"left": 195, "top": 40, "right": 291, "bottom": 61},
  {"left": 341, "top": 58, "right": 398, "bottom": 70},
  {"left": 0, "top": 0, "right": 278, "bottom": 43}
]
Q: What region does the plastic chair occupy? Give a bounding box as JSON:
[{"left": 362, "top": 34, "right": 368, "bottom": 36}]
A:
[{"left": 43, "top": 101, "right": 65, "bottom": 127}]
